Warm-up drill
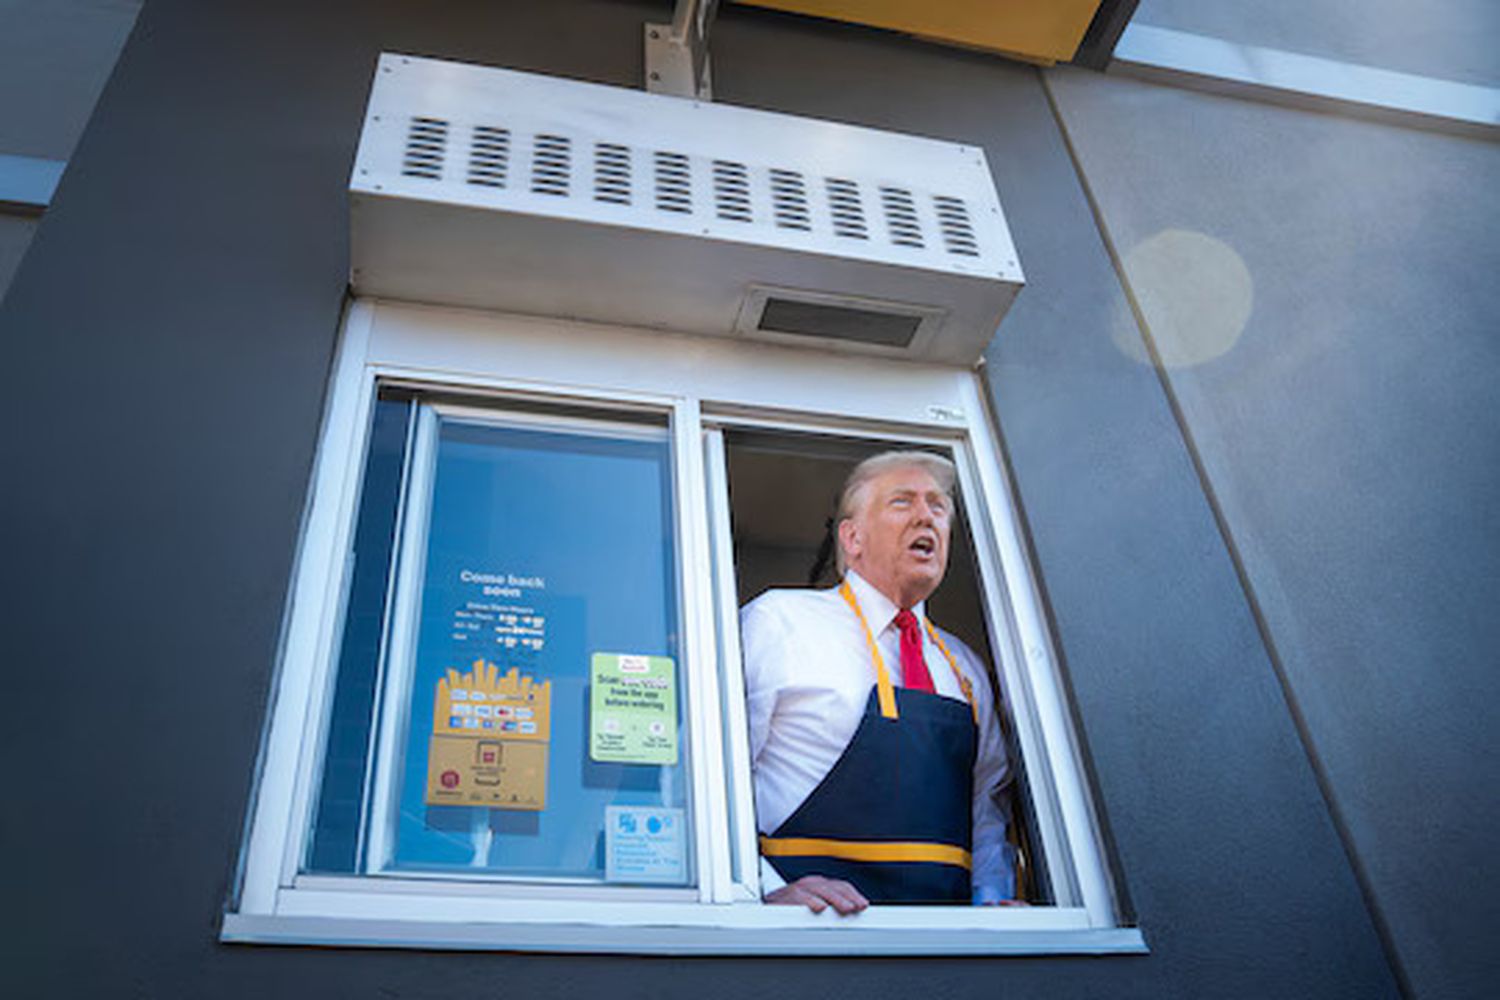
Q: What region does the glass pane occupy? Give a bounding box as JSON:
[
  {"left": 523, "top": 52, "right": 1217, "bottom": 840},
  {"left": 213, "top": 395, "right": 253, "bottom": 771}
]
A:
[
  {"left": 306, "top": 392, "right": 414, "bottom": 872},
  {"left": 383, "top": 412, "right": 689, "bottom": 884}
]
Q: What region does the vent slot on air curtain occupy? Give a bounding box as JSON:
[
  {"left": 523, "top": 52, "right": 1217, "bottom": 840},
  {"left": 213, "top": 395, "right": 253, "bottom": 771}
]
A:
[
  {"left": 402, "top": 116, "right": 448, "bottom": 179},
  {"left": 593, "top": 142, "right": 632, "bottom": 205},
  {"left": 466, "top": 125, "right": 510, "bottom": 188},
  {"left": 933, "top": 195, "right": 980, "bottom": 256},
  {"left": 713, "top": 160, "right": 752, "bottom": 222},
  {"left": 825, "top": 177, "right": 868, "bottom": 240},
  {"left": 880, "top": 186, "right": 924, "bottom": 249},
  {"left": 654, "top": 151, "right": 692, "bottom": 213},
  {"left": 530, "top": 134, "right": 572, "bottom": 196},
  {"left": 769, "top": 169, "right": 811, "bottom": 231}
]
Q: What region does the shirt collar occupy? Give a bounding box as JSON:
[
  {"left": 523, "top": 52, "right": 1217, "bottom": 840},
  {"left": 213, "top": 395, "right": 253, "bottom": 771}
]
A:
[{"left": 844, "top": 569, "right": 927, "bottom": 635}]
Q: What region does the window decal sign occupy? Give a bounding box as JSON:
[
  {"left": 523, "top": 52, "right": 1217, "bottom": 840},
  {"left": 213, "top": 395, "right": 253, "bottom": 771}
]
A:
[
  {"left": 590, "top": 653, "right": 678, "bottom": 765},
  {"left": 604, "top": 805, "right": 687, "bottom": 884},
  {"left": 424, "top": 660, "right": 552, "bottom": 810}
]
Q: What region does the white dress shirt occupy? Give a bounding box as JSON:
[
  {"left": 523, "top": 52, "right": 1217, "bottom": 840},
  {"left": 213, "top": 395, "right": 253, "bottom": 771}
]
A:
[{"left": 740, "top": 569, "right": 1015, "bottom": 902}]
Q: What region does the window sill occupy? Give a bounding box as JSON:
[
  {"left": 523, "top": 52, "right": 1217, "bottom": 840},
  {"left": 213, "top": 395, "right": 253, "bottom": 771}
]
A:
[{"left": 221, "top": 888, "right": 1147, "bottom": 956}]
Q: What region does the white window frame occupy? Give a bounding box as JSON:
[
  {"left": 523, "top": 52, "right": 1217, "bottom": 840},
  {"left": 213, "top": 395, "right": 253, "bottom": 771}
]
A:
[{"left": 223, "top": 298, "right": 1145, "bottom": 955}]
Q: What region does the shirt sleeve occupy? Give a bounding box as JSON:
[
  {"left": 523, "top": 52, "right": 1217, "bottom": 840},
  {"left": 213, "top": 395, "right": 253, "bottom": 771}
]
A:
[{"left": 949, "top": 633, "right": 1016, "bottom": 903}]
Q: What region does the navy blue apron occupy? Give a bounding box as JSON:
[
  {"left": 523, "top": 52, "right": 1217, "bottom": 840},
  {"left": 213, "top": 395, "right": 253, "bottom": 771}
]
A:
[{"left": 758, "top": 583, "right": 979, "bottom": 904}]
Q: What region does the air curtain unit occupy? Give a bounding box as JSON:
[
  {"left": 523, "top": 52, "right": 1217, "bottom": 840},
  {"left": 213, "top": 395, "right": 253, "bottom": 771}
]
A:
[{"left": 350, "top": 54, "right": 1024, "bottom": 366}]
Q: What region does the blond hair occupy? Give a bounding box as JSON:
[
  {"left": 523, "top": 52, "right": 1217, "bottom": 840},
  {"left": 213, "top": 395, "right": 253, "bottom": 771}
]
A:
[{"left": 835, "top": 451, "right": 956, "bottom": 576}]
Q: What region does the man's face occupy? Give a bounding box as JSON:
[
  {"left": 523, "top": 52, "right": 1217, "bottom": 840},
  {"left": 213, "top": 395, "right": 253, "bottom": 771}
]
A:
[{"left": 840, "top": 464, "right": 952, "bottom": 609}]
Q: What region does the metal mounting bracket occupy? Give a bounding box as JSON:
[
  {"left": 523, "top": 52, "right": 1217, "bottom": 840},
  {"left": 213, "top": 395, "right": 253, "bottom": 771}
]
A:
[{"left": 644, "top": 0, "right": 717, "bottom": 100}]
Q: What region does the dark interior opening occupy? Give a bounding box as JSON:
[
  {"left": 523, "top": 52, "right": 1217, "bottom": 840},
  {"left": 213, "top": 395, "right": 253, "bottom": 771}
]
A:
[{"left": 723, "top": 426, "right": 1048, "bottom": 902}]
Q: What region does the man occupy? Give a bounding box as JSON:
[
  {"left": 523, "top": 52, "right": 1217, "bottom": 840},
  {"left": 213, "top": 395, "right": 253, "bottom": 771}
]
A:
[{"left": 741, "top": 450, "right": 1017, "bottom": 914}]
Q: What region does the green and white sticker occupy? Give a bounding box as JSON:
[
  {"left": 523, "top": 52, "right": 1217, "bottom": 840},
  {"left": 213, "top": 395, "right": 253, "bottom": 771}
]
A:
[{"left": 590, "top": 653, "right": 678, "bottom": 765}]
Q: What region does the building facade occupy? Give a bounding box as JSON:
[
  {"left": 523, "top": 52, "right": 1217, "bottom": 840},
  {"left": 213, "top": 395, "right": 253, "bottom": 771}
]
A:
[{"left": 2, "top": 1, "right": 1496, "bottom": 997}]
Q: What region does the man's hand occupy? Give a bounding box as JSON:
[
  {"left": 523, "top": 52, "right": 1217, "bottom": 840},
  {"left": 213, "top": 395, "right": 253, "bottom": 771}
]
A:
[{"left": 764, "top": 875, "right": 869, "bottom": 915}]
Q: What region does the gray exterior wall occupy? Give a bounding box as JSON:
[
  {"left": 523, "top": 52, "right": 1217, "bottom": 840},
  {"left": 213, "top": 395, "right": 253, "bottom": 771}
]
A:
[
  {"left": 1045, "top": 66, "right": 1500, "bottom": 1000},
  {"left": 0, "top": 0, "right": 140, "bottom": 302},
  {"left": 0, "top": 0, "right": 142, "bottom": 160},
  {"left": 0, "top": 214, "right": 39, "bottom": 298},
  {"left": 5, "top": 0, "right": 1485, "bottom": 996}
]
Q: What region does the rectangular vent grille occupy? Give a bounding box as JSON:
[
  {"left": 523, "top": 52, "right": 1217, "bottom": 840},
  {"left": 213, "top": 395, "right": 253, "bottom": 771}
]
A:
[
  {"left": 530, "top": 134, "right": 572, "bottom": 196},
  {"left": 654, "top": 151, "right": 692, "bottom": 213},
  {"left": 402, "top": 116, "right": 448, "bottom": 179},
  {"left": 466, "top": 125, "right": 510, "bottom": 188},
  {"left": 381, "top": 117, "right": 996, "bottom": 266},
  {"left": 933, "top": 195, "right": 980, "bottom": 256},
  {"left": 758, "top": 297, "right": 922, "bottom": 348},
  {"left": 712, "top": 160, "right": 752, "bottom": 223},
  {"left": 593, "top": 143, "right": 632, "bottom": 205},
  {"left": 880, "top": 186, "right": 924, "bottom": 249},
  {"left": 825, "top": 178, "right": 868, "bottom": 240},
  {"left": 770, "top": 169, "right": 811, "bottom": 231}
]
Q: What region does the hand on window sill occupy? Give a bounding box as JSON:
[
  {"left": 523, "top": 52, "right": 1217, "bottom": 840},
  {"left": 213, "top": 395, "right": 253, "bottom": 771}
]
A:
[{"left": 763, "top": 875, "right": 869, "bottom": 915}]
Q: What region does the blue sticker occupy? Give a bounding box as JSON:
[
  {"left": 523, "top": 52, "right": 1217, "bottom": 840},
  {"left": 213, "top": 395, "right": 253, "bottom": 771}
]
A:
[{"left": 604, "top": 806, "right": 686, "bottom": 885}]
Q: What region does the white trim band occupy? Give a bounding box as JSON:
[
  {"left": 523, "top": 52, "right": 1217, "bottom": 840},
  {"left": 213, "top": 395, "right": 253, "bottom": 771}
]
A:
[{"left": 1112, "top": 23, "right": 1500, "bottom": 138}]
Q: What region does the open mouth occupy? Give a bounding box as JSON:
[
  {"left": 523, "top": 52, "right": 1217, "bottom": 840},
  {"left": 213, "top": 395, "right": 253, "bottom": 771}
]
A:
[{"left": 908, "top": 536, "right": 936, "bottom": 558}]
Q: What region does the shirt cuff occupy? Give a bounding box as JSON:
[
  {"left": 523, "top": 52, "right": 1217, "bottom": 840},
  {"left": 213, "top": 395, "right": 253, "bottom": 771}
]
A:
[{"left": 972, "top": 884, "right": 1005, "bottom": 905}]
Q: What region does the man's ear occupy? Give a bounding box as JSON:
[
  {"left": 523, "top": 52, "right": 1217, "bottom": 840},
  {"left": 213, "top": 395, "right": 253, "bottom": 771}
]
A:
[{"left": 837, "top": 517, "right": 860, "bottom": 565}]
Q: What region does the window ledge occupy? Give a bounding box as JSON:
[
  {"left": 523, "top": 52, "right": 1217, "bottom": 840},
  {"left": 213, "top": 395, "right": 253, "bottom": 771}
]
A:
[{"left": 222, "top": 893, "right": 1147, "bottom": 956}]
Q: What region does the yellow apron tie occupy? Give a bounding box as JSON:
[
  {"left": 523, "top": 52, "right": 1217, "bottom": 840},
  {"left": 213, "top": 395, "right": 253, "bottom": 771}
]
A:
[
  {"left": 758, "top": 834, "right": 972, "bottom": 870},
  {"left": 838, "top": 580, "right": 975, "bottom": 723}
]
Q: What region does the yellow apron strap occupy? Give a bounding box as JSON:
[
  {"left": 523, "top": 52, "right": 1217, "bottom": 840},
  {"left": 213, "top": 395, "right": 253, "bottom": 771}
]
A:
[
  {"left": 923, "top": 619, "right": 979, "bottom": 725},
  {"left": 759, "top": 834, "right": 972, "bottom": 870},
  {"left": 839, "top": 580, "right": 977, "bottom": 723},
  {"left": 839, "top": 580, "right": 898, "bottom": 719}
]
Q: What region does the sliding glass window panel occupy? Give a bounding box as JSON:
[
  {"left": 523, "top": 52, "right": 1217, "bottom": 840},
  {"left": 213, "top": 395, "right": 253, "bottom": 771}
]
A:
[
  {"left": 305, "top": 390, "right": 416, "bottom": 873},
  {"left": 308, "top": 391, "right": 692, "bottom": 887}
]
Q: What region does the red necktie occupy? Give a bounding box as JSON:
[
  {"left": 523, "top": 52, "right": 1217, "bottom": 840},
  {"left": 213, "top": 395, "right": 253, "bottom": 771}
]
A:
[{"left": 893, "top": 609, "right": 934, "bottom": 693}]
